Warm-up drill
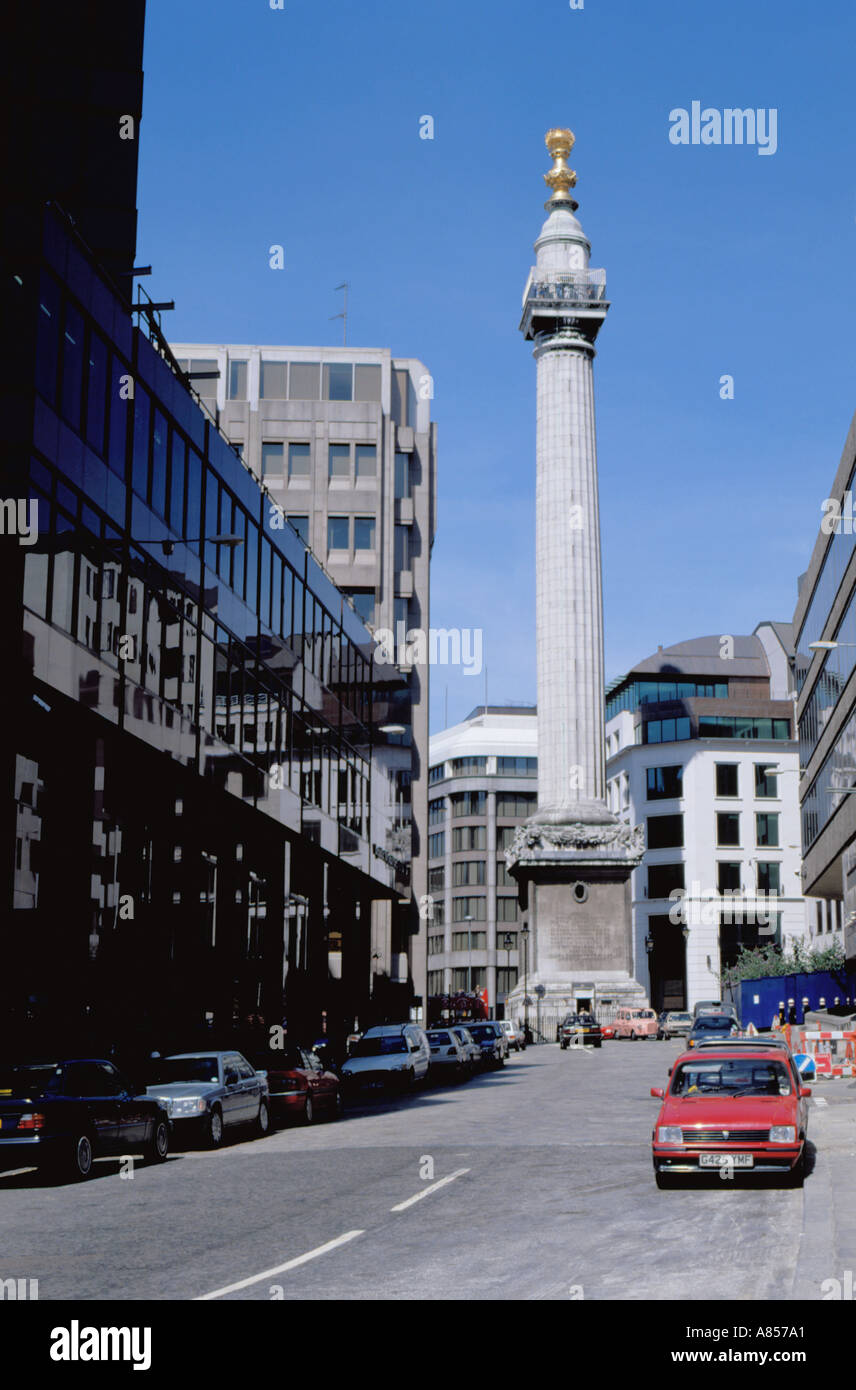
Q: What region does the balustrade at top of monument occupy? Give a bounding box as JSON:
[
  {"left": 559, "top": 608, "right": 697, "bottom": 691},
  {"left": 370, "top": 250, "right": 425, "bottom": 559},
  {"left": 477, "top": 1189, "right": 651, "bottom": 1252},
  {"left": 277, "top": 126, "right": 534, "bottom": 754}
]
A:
[{"left": 521, "top": 267, "right": 607, "bottom": 310}]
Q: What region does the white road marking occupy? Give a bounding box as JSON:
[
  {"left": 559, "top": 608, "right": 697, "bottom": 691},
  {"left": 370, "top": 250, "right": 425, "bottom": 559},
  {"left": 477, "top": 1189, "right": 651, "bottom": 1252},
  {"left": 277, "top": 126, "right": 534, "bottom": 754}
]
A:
[
  {"left": 390, "top": 1167, "right": 470, "bottom": 1212},
  {"left": 813, "top": 1096, "right": 828, "bottom": 1107},
  {"left": 194, "top": 1229, "right": 365, "bottom": 1300}
]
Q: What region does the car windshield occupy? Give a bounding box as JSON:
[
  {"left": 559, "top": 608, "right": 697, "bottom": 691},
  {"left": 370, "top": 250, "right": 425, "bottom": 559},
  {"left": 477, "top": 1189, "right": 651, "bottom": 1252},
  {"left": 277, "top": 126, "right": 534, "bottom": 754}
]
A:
[
  {"left": 427, "top": 1032, "right": 451, "bottom": 1044},
  {"left": 250, "top": 1048, "right": 304, "bottom": 1071},
  {"left": 353, "top": 1036, "right": 407, "bottom": 1056},
  {"left": 671, "top": 1059, "right": 793, "bottom": 1097},
  {"left": 693, "top": 1016, "right": 735, "bottom": 1031},
  {"left": 154, "top": 1057, "right": 221, "bottom": 1085},
  {"left": 671, "top": 1013, "right": 692, "bottom": 1023},
  {"left": 0, "top": 1064, "right": 64, "bottom": 1098},
  {"left": 467, "top": 1026, "right": 494, "bottom": 1040}
]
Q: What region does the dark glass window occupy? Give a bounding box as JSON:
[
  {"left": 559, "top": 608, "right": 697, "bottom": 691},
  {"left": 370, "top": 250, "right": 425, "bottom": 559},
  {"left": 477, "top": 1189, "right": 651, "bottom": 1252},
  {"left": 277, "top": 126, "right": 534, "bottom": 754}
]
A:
[
  {"left": 169, "top": 432, "right": 186, "bottom": 533},
  {"left": 394, "top": 452, "right": 411, "bottom": 499},
  {"left": 228, "top": 360, "right": 247, "bottom": 400},
  {"left": 260, "top": 361, "right": 287, "bottom": 399},
  {"left": 85, "top": 330, "right": 109, "bottom": 456},
  {"left": 108, "top": 357, "right": 129, "bottom": 477},
  {"left": 717, "top": 862, "right": 741, "bottom": 892},
  {"left": 755, "top": 764, "right": 778, "bottom": 798},
  {"left": 35, "top": 272, "right": 61, "bottom": 405},
  {"left": 757, "top": 862, "right": 780, "bottom": 894},
  {"left": 355, "top": 445, "right": 376, "bottom": 479},
  {"left": 354, "top": 516, "right": 375, "bottom": 550},
  {"left": 245, "top": 521, "right": 258, "bottom": 611},
  {"left": 328, "top": 445, "right": 350, "bottom": 479},
  {"left": 715, "top": 763, "right": 738, "bottom": 797},
  {"left": 287, "top": 515, "right": 309, "bottom": 544},
  {"left": 132, "top": 388, "right": 150, "bottom": 499},
  {"left": 59, "top": 303, "right": 85, "bottom": 430},
  {"left": 716, "top": 812, "right": 740, "bottom": 847},
  {"left": 346, "top": 590, "right": 374, "bottom": 624},
  {"left": 185, "top": 448, "right": 202, "bottom": 552},
  {"left": 646, "top": 765, "right": 683, "bottom": 799},
  {"left": 647, "top": 814, "right": 684, "bottom": 849},
  {"left": 151, "top": 411, "right": 168, "bottom": 518},
  {"left": 328, "top": 516, "right": 349, "bottom": 549},
  {"left": 288, "top": 444, "right": 311, "bottom": 478},
  {"left": 647, "top": 863, "right": 685, "bottom": 898},
  {"left": 260, "top": 539, "right": 272, "bottom": 627},
  {"left": 756, "top": 813, "right": 779, "bottom": 847},
  {"left": 324, "top": 363, "right": 353, "bottom": 401}
]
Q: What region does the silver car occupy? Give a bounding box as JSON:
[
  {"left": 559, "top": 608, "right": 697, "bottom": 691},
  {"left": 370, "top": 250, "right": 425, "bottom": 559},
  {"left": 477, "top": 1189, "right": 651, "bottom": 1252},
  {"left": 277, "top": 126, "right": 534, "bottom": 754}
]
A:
[
  {"left": 146, "top": 1051, "right": 270, "bottom": 1148},
  {"left": 426, "top": 1028, "right": 471, "bottom": 1082},
  {"left": 340, "top": 1024, "right": 430, "bottom": 1093},
  {"left": 450, "top": 1026, "right": 482, "bottom": 1072}
]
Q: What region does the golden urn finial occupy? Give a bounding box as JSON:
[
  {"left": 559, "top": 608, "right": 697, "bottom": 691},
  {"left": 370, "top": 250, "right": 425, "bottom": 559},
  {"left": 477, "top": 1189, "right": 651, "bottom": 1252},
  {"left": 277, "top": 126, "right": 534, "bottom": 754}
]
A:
[{"left": 543, "top": 127, "right": 579, "bottom": 210}]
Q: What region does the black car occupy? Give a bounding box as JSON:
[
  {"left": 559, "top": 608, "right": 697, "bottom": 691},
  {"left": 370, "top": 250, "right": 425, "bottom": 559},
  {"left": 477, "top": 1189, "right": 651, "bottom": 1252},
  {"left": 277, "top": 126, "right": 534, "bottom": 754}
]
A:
[
  {"left": 559, "top": 1014, "right": 602, "bottom": 1049},
  {"left": 686, "top": 1014, "right": 739, "bottom": 1049},
  {"left": 0, "top": 1058, "right": 170, "bottom": 1181},
  {"left": 465, "top": 1023, "right": 506, "bottom": 1069}
]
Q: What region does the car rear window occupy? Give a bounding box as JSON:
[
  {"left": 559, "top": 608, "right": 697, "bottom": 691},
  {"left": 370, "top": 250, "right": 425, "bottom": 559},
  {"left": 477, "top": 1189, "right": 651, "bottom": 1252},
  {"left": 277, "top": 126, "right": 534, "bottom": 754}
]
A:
[
  {"left": 353, "top": 1036, "right": 407, "bottom": 1056},
  {"left": 671, "top": 1059, "right": 793, "bottom": 1097},
  {"left": 0, "top": 1064, "right": 64, "bottom": 1098},
  {"left": 693, "top": 1016, "right": 735, "bottom": 1030}
]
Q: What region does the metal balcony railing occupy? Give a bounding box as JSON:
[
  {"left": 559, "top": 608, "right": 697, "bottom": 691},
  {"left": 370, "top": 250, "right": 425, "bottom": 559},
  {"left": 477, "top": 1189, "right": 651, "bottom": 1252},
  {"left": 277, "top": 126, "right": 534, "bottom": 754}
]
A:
[{"left": 521, "top": 267, "right": 607, "bottom": 309}]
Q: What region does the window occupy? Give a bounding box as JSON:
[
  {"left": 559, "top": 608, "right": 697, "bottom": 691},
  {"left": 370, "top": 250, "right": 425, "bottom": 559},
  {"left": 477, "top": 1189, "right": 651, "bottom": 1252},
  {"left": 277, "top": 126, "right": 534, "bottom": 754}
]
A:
[
  {"left": 354, "top": 364, "right": 382, "bottom": 402},
  {"left": 35, "top": 272, "right": 61, "bottom": 406},
  {"left": 643, "top": 717, "right": 691, "bottom": 744},
  {"left": 756, "top": 862, "right": 781, "bottom": 894},
  {"left": 260, "top": 361, "right": 287, "bottom": 399},
  {"left": 428, "top": 970, "right": 444, "bottom": 996},
  {"left": 497, "top": 756, "right": 537, "bottom": 776},
  {"left": 289, "top": 363, "right": 320, "bottom": 400},
  {"left": 151, "top": 411, "right": 167, "bottom": 518},
  {"left": 452, "top": 897, "right": 486, "bottom": 922},
  {"left": 646, "top": 765, "right": 683, "bottom": 800},
  {"left": 60, "top": 304, "right": 85, "bottom": 429},
  {"left": 698, "top": 715, "right": 791, "bottom": 740},
  {"left": 496, "top": 793, "right": 536, "bottom": 817},
  {"left": 717, "top": 862, "right": 741, "bottom": 892},
  {"left": 451, "top": 791, "right": 486, "bottom": 818},
  {"left": 450, "top": 756, "right": 487, "bottom": 776},
  {"left": 287, "top": 515, "right": 309, "bottom": 544},
  {"left": 496, "top": 859, "right": 514, "bottom": 885},
  {"left": 497, "top": 967, "right": 519, "bottom": 995},
  {"left": 394, "top": 525, "right": 410, "bottom": 572},
  {"left": 647, "top": 814, "right": 684, "bottom": 849},
  {"left": 755, "top": 764, "right": 778, "bottom": 798},
  {"left": 429, "top": 798, "right": 445, "bottom": 825},
  {"left": 453, "top": 930, "right": 486, "bottom": 951},
  {"left": 394, "top": 452, "right": 411, "bottom": 499},
  {"left": 428, "top": 869, "right": 445, "bottom": 894},
  {"left": 355, "top": 445, "right": 376, "bottom": 479},
  {"left": 132, "top": 387, "right": 150, "bottom": 499},
  {"left": 85, "top": 330, "right": 109, "bottom": 456},
  {"left": 756, "top": 813, "right": 779, "bottom": 847},
  {"left": 496, "top": 897, "right": 518, "bottom": 921},
  {"left": 262, "top": 443, "right": 284, "bottom": 478},
  {"left": 108, "top": 356, "right": 129, "bottom": 477},
  {"left": 647, "top": 863, "right": 685, "bottom": 898},
  {"left": 328, "top": 516, "right": 349, "bottom": 550},
  {"left": 428, "top": 832, "right": 445, "bottom": 859},
  {"left": 716, "top": 812, "right": 740, "bottom": 847},
  {"left": 354, "top": 516, "right": 376, "bottom": 550},
  {"left": 329, "top": 444, "right": 350, "bottom": 479},
  {"left": 428, "top": 934, "right": 445, "bottom": 956},
  {"left": 496, "top": 825, "right": 517, "bottom": 850},
  {"left": 324, "top": 363, "right": 353, "bottom": 401},
  {"left": 346, "top": 590, "right": 374, "bottom": 624},
  {"left": 715, "top": 763, "right": 739, "bottom": 797},
  {"left": 429, "top": 764, "right": 445, "bottom": 784},
  {"left": 452, "top": 825, "right": 486, "bottom": 851},
  {"left": 228, "top": 360, "right": 247, "bottom": 400},
  {"left": 288, "top": 443, "right": 311, "bottom": 478},
  {"left": 453, "top": 861, "right": 485, "bottom": 887}
]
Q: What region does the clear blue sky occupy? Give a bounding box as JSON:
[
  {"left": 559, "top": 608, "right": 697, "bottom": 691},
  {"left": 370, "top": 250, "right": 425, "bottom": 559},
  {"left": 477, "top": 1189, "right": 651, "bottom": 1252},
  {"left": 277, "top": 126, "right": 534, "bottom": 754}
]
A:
[{"left": 137, "top": 0, "right": 856, "bottom": 732}]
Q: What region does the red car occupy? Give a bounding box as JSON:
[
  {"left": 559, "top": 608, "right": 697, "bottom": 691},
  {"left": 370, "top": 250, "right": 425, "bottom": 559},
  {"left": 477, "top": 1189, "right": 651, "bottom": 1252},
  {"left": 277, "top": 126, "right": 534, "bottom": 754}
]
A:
[
  {"left": 250, "top": 1045, "right": 343, "bottom": 1125},
  {"left": 601, "top": 1025, "right": 615, "bottom": 1040},
  {"left": 650, "top": 1046, "right": 811, "bottom": 1189}
]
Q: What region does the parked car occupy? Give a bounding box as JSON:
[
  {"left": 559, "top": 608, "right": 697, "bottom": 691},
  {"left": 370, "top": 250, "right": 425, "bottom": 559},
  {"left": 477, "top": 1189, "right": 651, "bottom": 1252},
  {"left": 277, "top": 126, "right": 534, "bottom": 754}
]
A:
[
  {"left": 693, "top": 1036, "right": 792, "bottom": 1056},
  {"left": 559, "top": 1014, "right": 602, "bottom": 1049},
  {"left": 686, "top": 1014, "right": 740, "bottom": 1049},
  {"left": 601, "top": 1024, "right": 616, "bottom": 1040},
  {"left": 145, "top": 1051, "right": 270, "bottom": 1147},
  {"left": 340, "top": 1024, "right": 430, "bottom": 1093},
  {"left": 614, "top": 1007, "right": 659, "bottom": 1040},
  {"left": 692, "top": 1000, "right": 737, "bottom": 1021},
  {"left": 466, "top": 1022, "right": 507, "bottom": 1069},
  {"left": 650, "top": 1045, "right": 811, "bottom": 1187},
  {"left": 0, "top": 1058, "right": 170, "bottom": 1181},
  {"left": 661, "top": 1011, "right": 693, "bottom": 1039},
  {"left": 450, "top": 1026, "right": 482, "bottom": 1073},
  {"left": 499, "top": 1020, "right": 525, "bottom": 1052},
  {"left": 247, "top": 1043, "right": 342, "bottom": 1124},
  {"left": 426, "top": 1029, "right": 471, "bottom": 1081}
]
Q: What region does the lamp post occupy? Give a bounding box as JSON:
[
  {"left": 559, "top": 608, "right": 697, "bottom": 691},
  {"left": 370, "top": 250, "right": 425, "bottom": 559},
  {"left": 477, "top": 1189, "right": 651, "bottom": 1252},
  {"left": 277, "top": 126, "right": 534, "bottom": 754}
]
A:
[
  {"left": 522, "top": 923, "right": 530, "bottom": 1040},
  {"left": 681, "top": 922, "right": 690, "bottom": 1011},
  {"left": 464, "top": 914, "right": 473, "bottom": 997}
]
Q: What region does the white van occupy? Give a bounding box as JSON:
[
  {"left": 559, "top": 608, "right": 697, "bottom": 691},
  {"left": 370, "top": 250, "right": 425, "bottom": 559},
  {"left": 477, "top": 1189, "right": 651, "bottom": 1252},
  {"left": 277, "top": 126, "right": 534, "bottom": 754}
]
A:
[{"left": 340, "top": 1023, "right": 430, "bottom": 1091}]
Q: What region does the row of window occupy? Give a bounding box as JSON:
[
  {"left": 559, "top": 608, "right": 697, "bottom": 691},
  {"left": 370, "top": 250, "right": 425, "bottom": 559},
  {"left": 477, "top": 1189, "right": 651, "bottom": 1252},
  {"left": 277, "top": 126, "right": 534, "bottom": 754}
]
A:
[
  {"left": 188, "top": 358, "right": 385, "bottom": 405},
  {"left": 427, "top": 755, "right": 538, "bottom": 781},
  {"left": 640, "top": 715, "right": 791, "bottom": 745},
  {"left": 427, "top": 969, "right": 519, "bottom": 996},
  {"left": 648, "top": 861, "right": 782, "bottom": 898},
  {"left": 428, "top": 931, "right": 520, "bottom": 953},
  {"left": 606, "top": 678, "right": 729, "bottom": 722},
  {"left": 794, "top": 453, "right": 856, "bottom": 684},
  {"left": 643, "top": 762, "right": 782, "bottom": 801},
  {"left": 645, "top": 811, "right": 779, "bottom": 851},
  {"left": 261, "top": 441, "right": 380, "bottom": 484},
  {"left": 427, "top": 859, "right": 519, "bottom": 887}
]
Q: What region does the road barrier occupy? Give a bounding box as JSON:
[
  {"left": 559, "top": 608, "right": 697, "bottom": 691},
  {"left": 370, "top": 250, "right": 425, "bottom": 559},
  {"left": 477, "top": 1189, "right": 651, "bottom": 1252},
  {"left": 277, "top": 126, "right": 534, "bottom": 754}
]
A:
[{"left": 794, "top": 1029, "right": 856, "bottom": 1079}]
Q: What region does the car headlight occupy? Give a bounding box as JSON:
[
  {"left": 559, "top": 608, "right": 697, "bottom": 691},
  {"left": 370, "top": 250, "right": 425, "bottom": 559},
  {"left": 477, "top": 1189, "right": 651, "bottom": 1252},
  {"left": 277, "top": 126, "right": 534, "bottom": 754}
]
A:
[
  {"left": 171, "top": 1097, "right": 209, "bottom": 1117},
  {"left": 657, "top": 1126, "right": 683, "bottom": 1144},
  {"left": 769, "top": 1126, "right": 796, "bottom": 1144}
]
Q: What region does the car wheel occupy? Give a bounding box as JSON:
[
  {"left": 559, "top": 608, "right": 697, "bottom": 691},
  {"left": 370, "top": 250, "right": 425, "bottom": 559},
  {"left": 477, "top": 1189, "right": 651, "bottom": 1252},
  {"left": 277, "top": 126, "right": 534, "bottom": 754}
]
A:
[
  {"left": 256, "top": 1099, "right": 270, "bottom": 1138},
  {"left": 67, "top": 1132, "right": 94, "bottom": 1181},
  {"left": 630, "top": 1030, "right": 637, "bottom": 1041},
  {"left": 655, "top": 1170, "right": 677, "bottom": 1189},
  {"left": 594, "top": 1040, "right": 602, "bottom": 1049},
  {"left": 331, "top": 1090, "right": 345, "bottom": 1121},
  {"left": 147, "top": 1118, "right": 169, "bottom": 1164},
  {"left": 787, "top": 1149, "right": 806, "bottom": 1188},
  {"left": 302, "top": 1093, "right": 314, "bottom": 1125},
  {"left": 206, "top": 1107, "right": 224, "bottom": 1149}
]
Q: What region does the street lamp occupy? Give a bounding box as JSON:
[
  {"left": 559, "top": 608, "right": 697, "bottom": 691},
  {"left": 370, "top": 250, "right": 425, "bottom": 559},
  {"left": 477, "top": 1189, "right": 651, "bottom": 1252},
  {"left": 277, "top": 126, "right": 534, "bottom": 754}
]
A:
[
  {"left": 464, "top": 914, "right": 473, "bottom": 995},
  {"left": 501, "top": 932, "right": 514, "bottom": 1017},
  {"left": 521, "top": 923, "right": 530, "bottom": 1039}
]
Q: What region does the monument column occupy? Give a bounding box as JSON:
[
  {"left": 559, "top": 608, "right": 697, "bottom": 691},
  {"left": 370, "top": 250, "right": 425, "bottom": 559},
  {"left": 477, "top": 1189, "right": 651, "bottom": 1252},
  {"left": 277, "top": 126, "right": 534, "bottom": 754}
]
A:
[{"left": 506, "top": 129, "right": 646, "bottom": 1027}]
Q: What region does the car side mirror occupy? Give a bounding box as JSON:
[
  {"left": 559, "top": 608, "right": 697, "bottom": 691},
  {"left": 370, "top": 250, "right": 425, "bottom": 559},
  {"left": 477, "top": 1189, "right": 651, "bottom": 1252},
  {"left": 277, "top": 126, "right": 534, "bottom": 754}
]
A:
[
  {"left": 799, "top": 1086, "right": 812, "bottom": 1098},
  {"left": 650, "top": 1087, "right": 665, "bottom": 1099}
]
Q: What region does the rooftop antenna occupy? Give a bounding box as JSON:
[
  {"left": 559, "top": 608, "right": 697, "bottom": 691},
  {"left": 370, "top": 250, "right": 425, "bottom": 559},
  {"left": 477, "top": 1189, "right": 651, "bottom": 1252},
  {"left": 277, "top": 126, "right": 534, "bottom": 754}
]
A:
[{"left": 330, "top": 281, "right": 350, "bottom": 345}]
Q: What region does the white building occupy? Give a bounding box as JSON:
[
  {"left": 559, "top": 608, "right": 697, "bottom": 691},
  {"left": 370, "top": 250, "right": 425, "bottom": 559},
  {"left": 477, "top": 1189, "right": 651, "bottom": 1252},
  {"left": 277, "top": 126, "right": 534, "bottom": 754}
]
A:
[{"left": 605, "top": 623, "right": 815, "bottom": 1011}]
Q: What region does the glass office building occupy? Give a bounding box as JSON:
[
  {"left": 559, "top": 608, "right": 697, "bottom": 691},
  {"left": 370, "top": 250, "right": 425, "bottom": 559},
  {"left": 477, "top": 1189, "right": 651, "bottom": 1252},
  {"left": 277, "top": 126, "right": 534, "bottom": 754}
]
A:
[{"left": 3, "top": 201, "right": 406, "bottom": 1058}]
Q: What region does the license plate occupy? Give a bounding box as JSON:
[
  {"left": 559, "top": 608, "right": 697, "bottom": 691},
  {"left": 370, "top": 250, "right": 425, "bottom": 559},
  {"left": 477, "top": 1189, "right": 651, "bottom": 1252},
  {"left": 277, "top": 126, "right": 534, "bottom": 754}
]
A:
[{"left": 699, "top": 1153, "right": 754, "bottom": 1168}]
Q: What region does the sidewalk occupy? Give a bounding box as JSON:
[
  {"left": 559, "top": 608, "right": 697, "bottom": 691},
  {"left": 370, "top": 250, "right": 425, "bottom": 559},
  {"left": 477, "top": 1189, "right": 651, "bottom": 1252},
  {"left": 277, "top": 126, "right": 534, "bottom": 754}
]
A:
[{"left": 791, "top": 1081, "right": 856, "bottom": 1300}]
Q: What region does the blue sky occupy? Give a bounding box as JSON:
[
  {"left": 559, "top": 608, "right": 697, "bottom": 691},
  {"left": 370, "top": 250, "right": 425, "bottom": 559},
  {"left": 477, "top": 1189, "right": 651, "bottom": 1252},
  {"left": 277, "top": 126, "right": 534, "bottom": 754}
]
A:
[{"left": 137, "top": 0, "right": 856, "bottom": 731}]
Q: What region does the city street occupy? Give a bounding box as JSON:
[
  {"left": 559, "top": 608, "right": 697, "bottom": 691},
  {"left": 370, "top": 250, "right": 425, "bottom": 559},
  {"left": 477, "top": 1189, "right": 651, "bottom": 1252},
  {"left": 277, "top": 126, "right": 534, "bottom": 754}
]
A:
[{"left": 2, "top": 1042, "right": 851, "bottom": 1303}]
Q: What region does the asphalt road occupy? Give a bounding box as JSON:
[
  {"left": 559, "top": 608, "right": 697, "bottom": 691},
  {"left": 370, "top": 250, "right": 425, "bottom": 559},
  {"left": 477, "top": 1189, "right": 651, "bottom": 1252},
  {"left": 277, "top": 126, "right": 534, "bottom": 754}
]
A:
[{"left": 0, "top": 1040, "right": 842, "bottom": 1302}]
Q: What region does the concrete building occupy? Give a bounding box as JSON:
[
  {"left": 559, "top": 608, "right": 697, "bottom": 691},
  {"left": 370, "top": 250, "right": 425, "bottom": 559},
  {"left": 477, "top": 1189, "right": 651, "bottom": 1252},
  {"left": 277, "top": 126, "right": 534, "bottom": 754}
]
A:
[
  {"left": 605, "top": 624, "right": 813, "bottom": 1010},
  {"left": 168, "top": 341, "right": 437, "bottom": 1012},
  {"left": 793, "top": 408, "right": 856, "bottom": 971},
  {"left": 426, "top": 707, "right": 536, "bottom": 1014}
]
